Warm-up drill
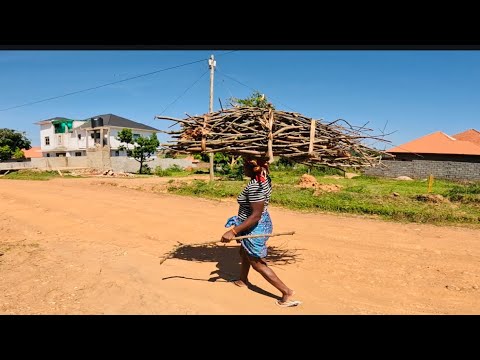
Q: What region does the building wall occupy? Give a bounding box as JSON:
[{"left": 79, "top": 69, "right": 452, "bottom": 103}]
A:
[
  {"left": 41, "top": 121, "right": 88, "bottom": 155},
  {"left": 3, "top": 155, "right": 195, "bottom": 173},
  {"left": 108, "top": 127, "right": 157, "bottom": 150},
  {"left": 30, "top": 156, "right": 89, "bottom": 169},
  {"left": 87, "top": 147, "right": 112, "bottom": 170},
  {"left": 110, "top": 157, "right": 195, "bottom": 173},
  {"left": 40, "top": 124, "right": 56, "bottom": 152},
  {"left": 0, "top": 161, "right": 33, "bottom": 170},
  {"left": 73, "top": 127, "right": 88, "bottom": 150},
  {"left": 363, "top": 159, "right": 480, "bottom": 181},
  {"left": 391, "top": 153, "right": 480, "bottom": 163}
]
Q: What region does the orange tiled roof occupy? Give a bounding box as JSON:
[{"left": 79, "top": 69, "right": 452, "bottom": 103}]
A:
[
  {"left": 452, "top": 129, "right": 480, "bottom": 146},
  {"left": 387, "top": 131, "right": 480, "bottom": 155},
  {"left": 22, "top": 146, "right": 43, "bottom": 158}
]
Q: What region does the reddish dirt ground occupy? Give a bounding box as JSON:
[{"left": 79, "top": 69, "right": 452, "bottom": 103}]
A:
[{"left": 0, "top": 177, "right": 479, "bottom": 314}]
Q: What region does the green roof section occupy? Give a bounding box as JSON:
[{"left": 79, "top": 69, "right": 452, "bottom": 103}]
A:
[{"left": 53, "top": 119, "right": 74, "bottom": 133}]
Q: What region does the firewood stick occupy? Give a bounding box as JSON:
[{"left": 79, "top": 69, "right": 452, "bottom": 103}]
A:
[{"left": 159, "top": 231, "right": 295, "bottom": 265}]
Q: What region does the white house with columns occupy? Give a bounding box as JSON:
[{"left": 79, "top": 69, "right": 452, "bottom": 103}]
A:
[{"left": 36, "top": 114, "right": 159, "bottom": 158}]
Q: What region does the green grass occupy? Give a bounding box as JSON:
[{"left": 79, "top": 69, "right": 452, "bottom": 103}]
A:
[
  {"left": 0, "top": 170, "right": 77, "bottom": 181},
  {"left": 154, "top": 165, "right": 196, "bottom": 177},
  {"left": 4, "top": 168, "right": 480, "bottom": 226},
  {"left": 169, "top": 179, "right": 243, "bottom": 198},
  {"left": 444, "top": 183, "right": 480, "bottom": 204},
  {"left": 166, "top": 171, "right": 480, "bottom": 226}
]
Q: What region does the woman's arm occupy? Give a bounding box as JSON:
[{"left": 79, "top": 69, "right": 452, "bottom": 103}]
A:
[{"left": 221, "top": 201, "right": 264, "bottom": 242}]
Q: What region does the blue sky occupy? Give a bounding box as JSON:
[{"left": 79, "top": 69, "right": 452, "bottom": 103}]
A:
[{"left": 1, "top": 50, "right": 479, "bottom": 148}]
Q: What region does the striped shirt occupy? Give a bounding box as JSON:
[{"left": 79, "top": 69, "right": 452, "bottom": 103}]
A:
[{"left": 237, "top": 176, "right": 272, "bottom": 221}]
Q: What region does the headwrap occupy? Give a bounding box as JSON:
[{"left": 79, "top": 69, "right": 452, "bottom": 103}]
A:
[{"left": 246, "top": 157, "right": 269, "bottom": 183}]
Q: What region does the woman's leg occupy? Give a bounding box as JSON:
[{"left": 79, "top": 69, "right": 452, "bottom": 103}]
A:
[
  {"left": 233, "top": 246, "right": 251, "bottom": 287},
  {"left": 248, "top": 256, "right": 294, "bottom": 303}
]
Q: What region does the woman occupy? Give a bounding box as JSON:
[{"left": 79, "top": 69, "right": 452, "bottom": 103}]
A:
[{"left": 221, "top": 156, "right": 301, "bottom": 307}]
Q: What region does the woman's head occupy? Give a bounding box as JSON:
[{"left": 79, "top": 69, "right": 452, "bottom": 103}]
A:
[{"left": 243, "top": 156, "right": 269, "bottom": 181}]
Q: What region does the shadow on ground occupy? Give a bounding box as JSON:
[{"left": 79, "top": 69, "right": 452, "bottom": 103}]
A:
[{"left": 162, "top": 243, "right": 303, "bottom": 300}]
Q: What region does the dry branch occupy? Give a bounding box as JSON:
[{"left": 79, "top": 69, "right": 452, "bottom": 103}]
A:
[
  {"left": 155, "top": 107, "right": 392, "bottom": 168},
  {"left": 159, "top": 231, "right": 295, "bottom": 265}
]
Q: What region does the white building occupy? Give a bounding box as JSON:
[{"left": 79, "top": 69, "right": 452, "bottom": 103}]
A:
[{"left": 36, "top": 114, "right": 159, "bottom": 158}]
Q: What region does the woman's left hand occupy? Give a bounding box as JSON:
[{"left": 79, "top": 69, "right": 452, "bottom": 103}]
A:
[{"left": 221, "top": 230, "right": 236, "bottom": 243}]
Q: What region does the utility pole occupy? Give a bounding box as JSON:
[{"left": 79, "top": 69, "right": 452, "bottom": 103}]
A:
[{"left": 208, "top": 54, "right": 216, "bottom": 182}]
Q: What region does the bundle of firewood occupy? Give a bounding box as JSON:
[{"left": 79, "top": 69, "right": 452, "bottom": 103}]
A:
[{"left": 155, "top": 107, "right": 392, "bottom": 168}]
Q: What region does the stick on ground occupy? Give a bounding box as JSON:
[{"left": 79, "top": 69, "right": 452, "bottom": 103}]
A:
[{"left": 159, "top": 231, "right": 295, "bottom": 265}]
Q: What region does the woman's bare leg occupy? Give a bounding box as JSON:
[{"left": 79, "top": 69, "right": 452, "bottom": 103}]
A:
[
  {"left": 248, "top": 256, "right": 294, "bottom": 302},
  {"left": 233, "top": 246, "right": 251, "bottom": 287}
]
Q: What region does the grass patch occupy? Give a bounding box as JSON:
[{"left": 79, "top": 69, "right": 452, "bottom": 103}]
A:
[
  {"left": 443, "top": 183, "right": 480, "bottom": 204},
  {"left": 154, "top": 165, "right": 193, "bottom": 177},
  {"left": 169, "top": 179, "right": 243, "bottom": 198},
  {"left": 166, "top": 171, "right": 480, "bottom": 226},
  {"left": 0, "top": 170, "right": 77, "bottom": 181}
]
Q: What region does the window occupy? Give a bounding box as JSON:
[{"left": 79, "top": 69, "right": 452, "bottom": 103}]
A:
[
  {"left": 46, "top": 153, "right": 50, "bottom": 157},
  {"left": 91, "top": 133, "right": 95, "bottom": 139},
  {"left": 115, "top": 150, "right": 120, "bottom": 156},
  {"left": 45, "top": 136, "right": 50, "bottom": 145},
  {"left": 58, "top": 135, "right": 63, "bottom": 145},
  {"left": 77, "top": 134, "right": 82, "bottom": 140},
  {"left": 75, "top": 152, "right": 82, "bottom": 157}
]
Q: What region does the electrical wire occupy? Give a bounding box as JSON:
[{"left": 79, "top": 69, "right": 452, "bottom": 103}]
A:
[
  {"left": 157, "top": 69, "right": 209, "bottom": 116},
  {"left": 216, "top": 69, "right": 296, "bottom": 112},
  {"left": 0, "top": 51, "right": 238, "bottom": 112}
]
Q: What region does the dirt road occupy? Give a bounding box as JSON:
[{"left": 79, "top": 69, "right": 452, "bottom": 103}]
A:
[{"left": 1, "top": 177, "right": 479, "bottom": 314}]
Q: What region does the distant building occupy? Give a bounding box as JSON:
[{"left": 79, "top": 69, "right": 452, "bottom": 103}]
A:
[
  {"left": 35, "top": 114, "right": 159, "bottom": 158},
  {"left": 387, "top": 129, "right": 480, "bottom": 163},
  {"left": 365, "top": 128, "right": 480, "bottom": 180}
]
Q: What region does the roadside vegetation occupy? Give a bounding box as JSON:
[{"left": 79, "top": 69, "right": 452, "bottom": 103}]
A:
[
  {"left": 3, "top": 164, "right": 479, "bottom": 226},
  {"left": 166, "top": 162, "right": 480, "bottom": 226}
]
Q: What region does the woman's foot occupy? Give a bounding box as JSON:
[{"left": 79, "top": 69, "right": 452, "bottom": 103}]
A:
[
  {"left": 232, "top": 279, "right": 248, "bottom": 287},
  {"left": 276, "top": 289, "right": 302, "bottom": 307},
  {"left": 281, "top": 289, "right": 295, "bottom": 302}
]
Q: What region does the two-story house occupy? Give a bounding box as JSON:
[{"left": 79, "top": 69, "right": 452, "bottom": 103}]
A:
[
  {"left": 36, "top": 117, "right": 87, "bottom": 157},
  {"left": 36, "top": 114, "right": 159, "bottom": 158}
]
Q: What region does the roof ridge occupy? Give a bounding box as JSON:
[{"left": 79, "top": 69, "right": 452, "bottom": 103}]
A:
[{"left": 441, "top": 132, "right": 457, "bottom": 141}]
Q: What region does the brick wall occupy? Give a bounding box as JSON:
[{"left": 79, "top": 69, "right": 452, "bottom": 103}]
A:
[{"left": 363, "top": 160, "right": 480, "bottom": 181}]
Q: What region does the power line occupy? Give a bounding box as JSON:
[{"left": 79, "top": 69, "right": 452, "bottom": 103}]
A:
[
  {"left": 0, "top": 51, "right": 238, "bottom": 113},
  {"left": 0, "top": 59, "right": 203, "bottom": 112},
  {"left": 157, "top": 69, "right": 209, "bottom": 116},
  {"left": 216, "top": 68, "right": 296, "bottom": 112},
  {"left": 217, "top": 50, "right": 238, "bottom": 57},
  {"left": 218, "top": 77, "right": 235, "bottom": 104}
]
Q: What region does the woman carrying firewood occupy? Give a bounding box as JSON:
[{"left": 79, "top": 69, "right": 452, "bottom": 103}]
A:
[{"left": 221, "top": 156, "right": 301, "bottom": 307}]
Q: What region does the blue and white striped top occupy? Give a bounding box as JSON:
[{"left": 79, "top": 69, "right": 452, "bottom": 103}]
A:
[{"left": 237, "top": 176, "right": 272, "bottom": 221}]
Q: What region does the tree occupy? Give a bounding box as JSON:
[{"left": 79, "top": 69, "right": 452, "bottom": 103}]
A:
[
  {"left": 12, "top": 148, "right": 26, "bottom": 160},
  {"left": 0, "top": 128, "right": 31, "bottom": 162},
  {"left": 116, "top": 129, "right": 160, "bottom": 174},
  {"left": 0, "top": 146, "right": 11, "bottom": 162},
  {"left": 230, "top": 90, "right": 275, "bottom": 109}
]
